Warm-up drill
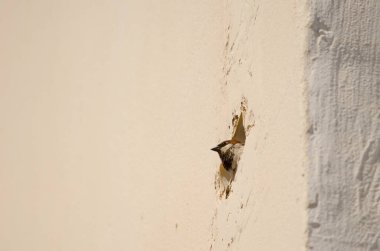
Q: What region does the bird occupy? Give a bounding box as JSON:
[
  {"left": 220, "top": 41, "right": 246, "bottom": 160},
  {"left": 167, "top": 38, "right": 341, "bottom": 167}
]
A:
[{"left": 211, "top": 139, "right": 244, "bottom": 172}]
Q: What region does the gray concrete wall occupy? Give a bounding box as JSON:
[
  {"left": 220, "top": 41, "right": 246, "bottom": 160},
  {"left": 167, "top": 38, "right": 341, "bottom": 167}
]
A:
[{"left": 307, "top": 1, "right": 380, "bottom": 250}]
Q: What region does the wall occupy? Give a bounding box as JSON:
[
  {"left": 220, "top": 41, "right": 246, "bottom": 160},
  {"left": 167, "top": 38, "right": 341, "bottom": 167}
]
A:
[
  {"left": 5, "top": 0, "right": 378, "bottom": 251},
  {"left": 210, "top": 0, "right": 309, "bottom": 250},
  {"left": 0, "top": 1, "right": 224, "bottom": 250},
  {"left": 307, "top": 1, "right": 380, "bottom": 250}
]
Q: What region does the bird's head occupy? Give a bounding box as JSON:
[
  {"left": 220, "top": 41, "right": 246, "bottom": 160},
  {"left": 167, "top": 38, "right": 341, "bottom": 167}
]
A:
[{"left": 211, "top": 140, "right": 238, "bottom": 154}]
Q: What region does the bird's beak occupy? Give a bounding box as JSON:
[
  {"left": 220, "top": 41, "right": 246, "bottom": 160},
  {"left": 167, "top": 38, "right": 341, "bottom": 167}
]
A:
[{"left": 211, "top": 147, "right": 219, "bottom": 152}]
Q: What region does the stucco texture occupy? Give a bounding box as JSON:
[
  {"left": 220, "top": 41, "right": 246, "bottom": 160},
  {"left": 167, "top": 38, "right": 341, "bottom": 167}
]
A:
[{"left": 307, "top": 1, "right": 380, "bottom": 250}]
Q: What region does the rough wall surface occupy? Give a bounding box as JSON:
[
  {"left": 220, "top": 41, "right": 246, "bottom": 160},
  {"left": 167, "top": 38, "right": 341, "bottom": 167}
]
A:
[
  {"left": 308, "top": 1, "right": 380, "bottom": 250},
  {"left": 210, "top": 0, "right": 309, "bottom": 250}
]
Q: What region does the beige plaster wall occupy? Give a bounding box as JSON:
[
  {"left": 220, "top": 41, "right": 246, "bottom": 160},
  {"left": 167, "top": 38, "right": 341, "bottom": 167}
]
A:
[
  {"left": 210, "top": 1, "right": 308, "bottom": 250},
  {"left": 0, "top": 1, "right": 224, "bottom": 250},
  {"left": 0, "top": 0, "right": 309, "bottom": 250}
]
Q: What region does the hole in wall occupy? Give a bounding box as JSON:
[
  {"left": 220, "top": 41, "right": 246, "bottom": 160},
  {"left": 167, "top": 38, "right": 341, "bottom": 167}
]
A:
[{"left": 212, "top": 97, "right": 255, "bottom": 199}]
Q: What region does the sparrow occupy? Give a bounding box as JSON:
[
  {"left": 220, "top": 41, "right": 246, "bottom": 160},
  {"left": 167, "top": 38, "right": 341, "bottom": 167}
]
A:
[{"left": 211, "top": 139, "right": 244, "bottom": 172}]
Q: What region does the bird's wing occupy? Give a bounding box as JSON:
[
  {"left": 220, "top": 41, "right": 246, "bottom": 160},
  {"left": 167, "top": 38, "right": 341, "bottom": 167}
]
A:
[{"left": 232, "top": 112, "right": 246, "bottom": 144}]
